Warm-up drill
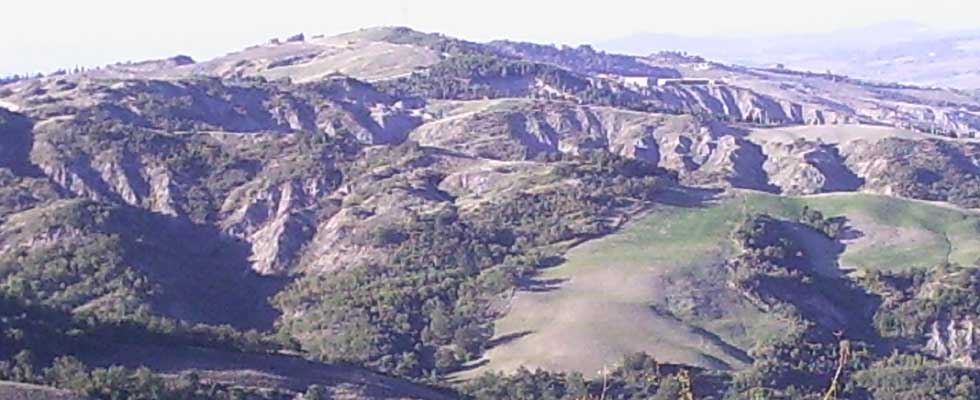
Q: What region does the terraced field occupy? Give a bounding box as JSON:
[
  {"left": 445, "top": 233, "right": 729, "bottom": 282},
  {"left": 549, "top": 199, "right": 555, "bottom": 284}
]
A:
[{"left": 472, "top": 190, "right": 980, "bottom": 377}]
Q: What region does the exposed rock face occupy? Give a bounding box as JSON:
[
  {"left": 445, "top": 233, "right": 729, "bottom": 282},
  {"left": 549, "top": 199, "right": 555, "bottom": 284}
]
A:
[
  {"left": 760, "top": 140, "right": 864, "bottom": 195},
  {"left": 0, "top": 75, "right": 432, "bottom": 275},
  {"left": 221, "top": 175, "right": 333, "bottom": 274},
  {"left": 409, "top": 99, "right": 980, "bottom": 202},
  {"left": 411, "top": 100, "right": 842, "bottom": 193},
  {"left": 702, "top": 67, "right": 980, "bottom": 138},
  {"left": 651, "top": 84, "right": 855, "bottom": 127},
  {"left": 926, "top": 319, "right": 979, "bottom": 367},
  {"left": 298, "top": 149, "right": 460, "bottom": 274},
  {"left": 414, "top": 100, "right": 704, "bottom": 162},
  {"left": 692, "top": 135, "right": 777, "bottom": 192}
]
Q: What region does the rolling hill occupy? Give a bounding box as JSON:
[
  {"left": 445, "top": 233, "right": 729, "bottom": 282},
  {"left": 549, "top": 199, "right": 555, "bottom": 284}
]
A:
[{"left": 3, "top": 26, "right": 980, "bottom": 399}]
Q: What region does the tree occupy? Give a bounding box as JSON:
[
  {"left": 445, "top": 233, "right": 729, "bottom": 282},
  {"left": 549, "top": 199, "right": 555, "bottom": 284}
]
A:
[
  {"left": 88, "top": 366, "right": 132, "bottom": 398},
  {"left": 11, "top": 350, "right": 36, "bottom": 383},
  {"left": 566, "top": 372, "right": 589, "bottom": 398},
  {"left": 426, "top": 301, "right": 453, "bottom": 345},
  {"left": 173, "top": 371, "right": 203, "bottom": 394},
  {"left": 453, "top": 325, "right": 490, "bottom": 359},
  {"left": 303, "top": 384, "right": 329, "bottom": 400},
  {"left": 131, "top": 367, "right": 167, "bottom": 398},
  {"left": 44, "top": 356, "right": 90, "bottom": 392},
  {"left": 434, "top": 347, "right": 459, "bottom": 373},
  {"left": 373, "top": 226, "right": 406, "bottom": 247},
  {"left": 652, "top": 378, "right": 683, "bottom": 400}
]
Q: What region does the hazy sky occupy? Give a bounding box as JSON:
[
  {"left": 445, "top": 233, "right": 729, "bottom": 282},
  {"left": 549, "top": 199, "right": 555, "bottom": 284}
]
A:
[{"left": 3, "top": 0, "right": 979, "bottom": 75}]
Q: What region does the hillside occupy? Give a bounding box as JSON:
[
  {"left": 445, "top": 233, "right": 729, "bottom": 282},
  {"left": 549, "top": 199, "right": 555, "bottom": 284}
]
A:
[
  {"left": 4, "top": 26, "right": 980, "bottom": 399},
  {"left": 477, "top": 190, "right": 980, "bottom": 377}
]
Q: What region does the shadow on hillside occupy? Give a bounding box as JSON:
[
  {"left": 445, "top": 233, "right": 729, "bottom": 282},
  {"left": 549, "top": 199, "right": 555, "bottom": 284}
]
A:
[
  {"left": 756, "top": 217, "right": 883, "bottom": 341},
  {"left": 515, "top": 277, "right": 567, "bottom": 293},
  {"left": 649, "top": 305, "right": 755, "bottom": 369},
  {"left": 486, "top": 330, "right": 533, "bottom": 350},
  {"left": 654, "top": 186, "right": 723, "bottom": 209},
  {"left": 729, "top": 139, "right": 781, "bottom": 193},
  {"left": 452, "top": 358, "right": 490, "bottom": 378},
  {"left": 835, "top": 218, "right": 865, "bottom": 241},
  {"left": 0, "top": 110, "right": 45, "bottom": 178},
  {"left": 110, "top": 207, "right": 288, "bottom": 330},
  {"left": 779, "top": 219, "right": 847, "bottom": 279},
  {"left": 707, "top": 120, "right": 749, "bottom": 139},
  {"left": 537, "top": 255, "right": 566, "bottom": 269},
  {"left": 808, "top": 147, "right": 865, "bottom": 192}
]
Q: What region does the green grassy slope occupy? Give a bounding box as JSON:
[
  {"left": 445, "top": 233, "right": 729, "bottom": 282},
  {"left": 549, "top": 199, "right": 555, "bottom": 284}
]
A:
[
  {"left": 736, "top": 191, "right": 980, "bottom": 271},
  {"left": 474, "top": 191, "right": 779, "bottom": 377},
  {"left": 474, "top": 191, "right": 980, "bottom": 377}
]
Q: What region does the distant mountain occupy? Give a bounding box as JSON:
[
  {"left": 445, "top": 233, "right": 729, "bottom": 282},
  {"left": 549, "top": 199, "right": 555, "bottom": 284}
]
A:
[{"left": 599, "top": 21, "right": 980, "bottom": 89}]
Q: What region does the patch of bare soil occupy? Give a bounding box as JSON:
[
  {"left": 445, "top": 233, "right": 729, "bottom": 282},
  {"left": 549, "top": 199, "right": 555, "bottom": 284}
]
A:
[{"left": 841, "top": 214, "right": 939, "bottom": 256}]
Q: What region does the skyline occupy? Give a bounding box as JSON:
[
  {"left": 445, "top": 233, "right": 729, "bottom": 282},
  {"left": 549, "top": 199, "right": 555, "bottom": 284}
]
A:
[{"left": 3, "top": 0, "right": 979, "bottom": 76}]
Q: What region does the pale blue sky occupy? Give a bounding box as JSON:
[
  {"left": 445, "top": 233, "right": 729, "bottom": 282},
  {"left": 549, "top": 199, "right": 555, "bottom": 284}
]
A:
[{"left": 3, "top": 0, "right": 978, "bottom": 76}]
